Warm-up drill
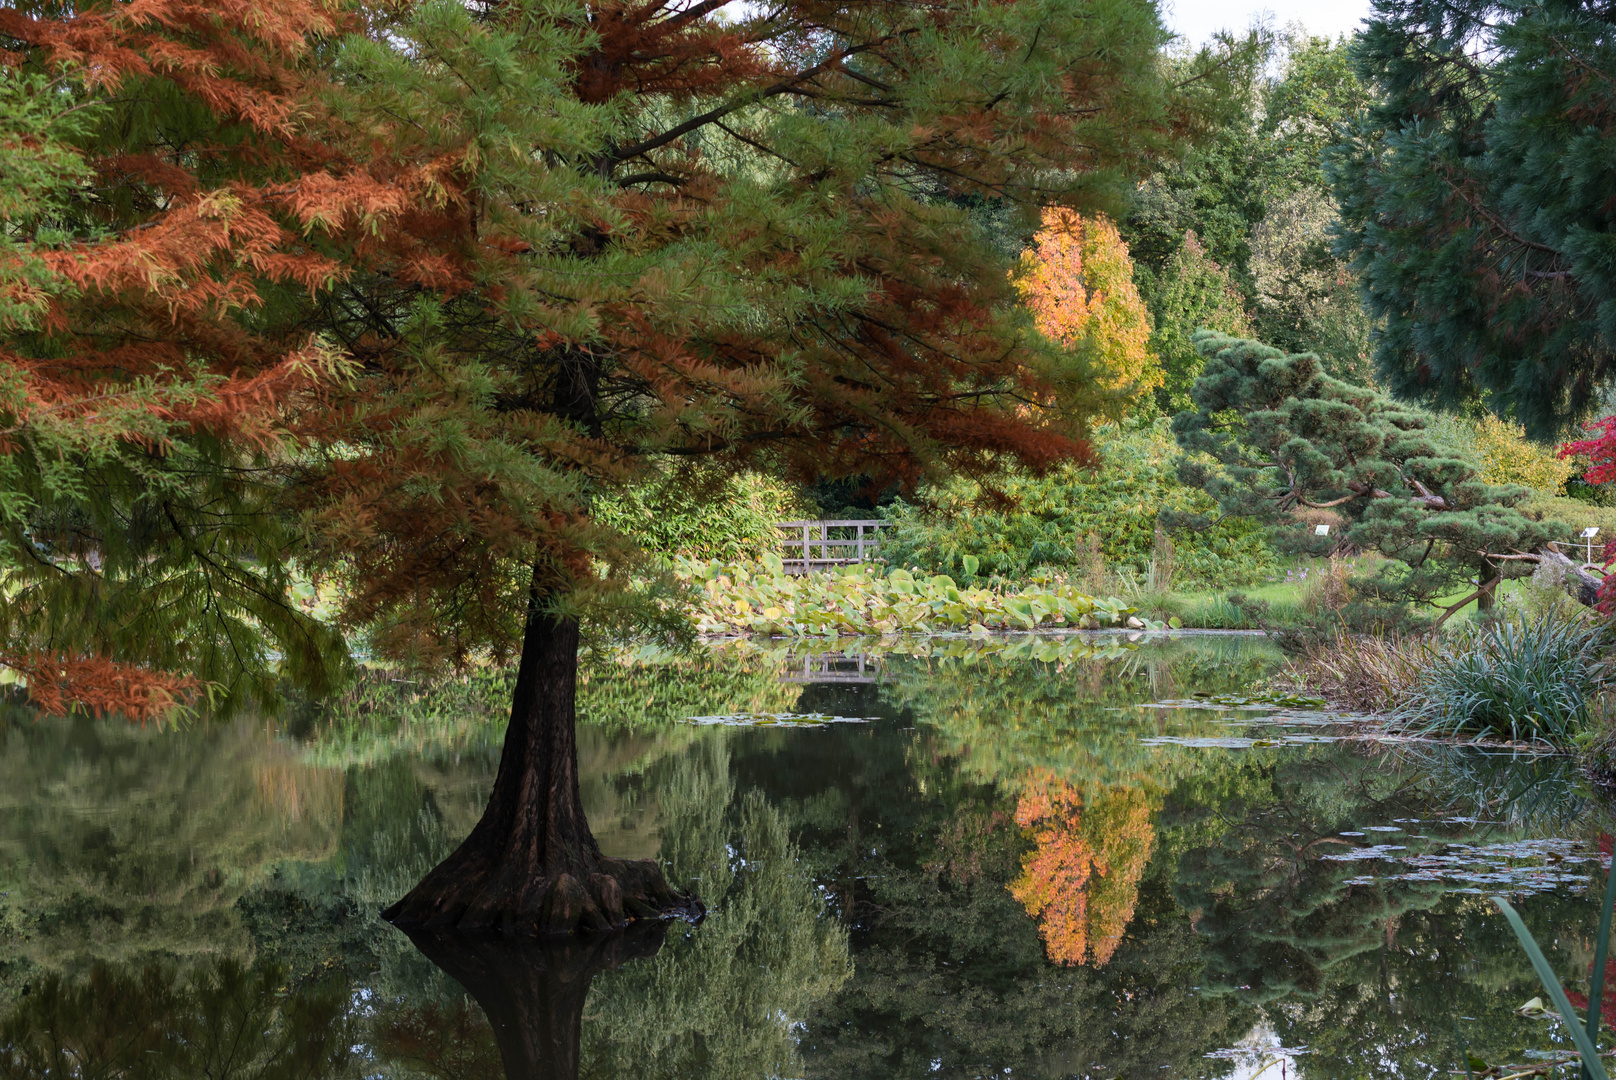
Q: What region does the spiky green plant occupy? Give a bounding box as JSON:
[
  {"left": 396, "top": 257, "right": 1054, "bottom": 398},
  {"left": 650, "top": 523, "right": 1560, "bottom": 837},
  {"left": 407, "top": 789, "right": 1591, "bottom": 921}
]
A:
[
  {"left": 1487, "top": 865, "right": 1616, "bottom": 1080},
  {"left": 1393, "top": 613, "right": 1607, "bottom": 744}
]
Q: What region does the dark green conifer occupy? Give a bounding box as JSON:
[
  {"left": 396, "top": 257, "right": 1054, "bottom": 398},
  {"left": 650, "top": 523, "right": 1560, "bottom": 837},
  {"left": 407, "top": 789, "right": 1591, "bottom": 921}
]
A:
[{"left": 1329, "top": 0, "right": 1616, "bottom": 438}]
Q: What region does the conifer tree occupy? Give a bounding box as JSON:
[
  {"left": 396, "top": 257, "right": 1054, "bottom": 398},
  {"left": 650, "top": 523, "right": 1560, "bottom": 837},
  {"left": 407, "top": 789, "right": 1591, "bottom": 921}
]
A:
[
  {"left": 5, "top": 0, "right": 1250, "bottom": 933},
  {"left": 0, "top": 0, "right": 360, "bottom": 716},
  {"left": 316, "top": 0, "right": 1245, "bottom": 937},
  {"left": 1329, "top": 0, "right": 1616, "bottom": 438},
  {"left": 1173, "top": 332, "right": 1563, "bottom": 625}
]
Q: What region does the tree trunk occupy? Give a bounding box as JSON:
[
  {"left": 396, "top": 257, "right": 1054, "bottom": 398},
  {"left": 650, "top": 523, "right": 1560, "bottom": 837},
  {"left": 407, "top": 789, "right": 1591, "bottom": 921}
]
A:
[
  {"left": 403, "top": 921, "right": 668, "bottom": 1080},
  {"left": 383, "top": 588, "right": 697, "bottom": 936},
  {"left": 1541, "top": 547, "right": 1604, "bottom": 607},
  {"left": 1476, "top": 558, "right": 1498, "bottom": 613}
]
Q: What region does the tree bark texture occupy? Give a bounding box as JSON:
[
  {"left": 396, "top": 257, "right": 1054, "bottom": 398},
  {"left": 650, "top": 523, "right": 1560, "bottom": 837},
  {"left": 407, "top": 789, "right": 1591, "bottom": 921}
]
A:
[
  {"left": 1541, "top": 547, "right": 1604, "bottom": 607},
  {"left": 383, "top": 600, "right": 697, "bottom": 936},
  {"left": 404, "top": 921, "right": 668, "bottom": 1080}
]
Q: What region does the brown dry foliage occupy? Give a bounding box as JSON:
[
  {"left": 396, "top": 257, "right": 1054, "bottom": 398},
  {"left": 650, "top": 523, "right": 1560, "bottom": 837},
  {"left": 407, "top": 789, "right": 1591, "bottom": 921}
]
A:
[{"left": 1282, "top": 630, "right": 1431, "bottom": 713}]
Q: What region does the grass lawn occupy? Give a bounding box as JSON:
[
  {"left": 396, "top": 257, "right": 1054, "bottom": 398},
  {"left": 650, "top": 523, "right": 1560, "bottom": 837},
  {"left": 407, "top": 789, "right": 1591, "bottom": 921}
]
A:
[{"left": 1134, "top": 554, "right": 1544, "bottom": 631}]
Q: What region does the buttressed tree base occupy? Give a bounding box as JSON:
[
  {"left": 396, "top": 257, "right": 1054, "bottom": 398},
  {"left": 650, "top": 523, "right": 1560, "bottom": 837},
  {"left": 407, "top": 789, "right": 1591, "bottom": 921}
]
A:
[{"left": 382, "top": 617, "right": 697, "bottom": 933}]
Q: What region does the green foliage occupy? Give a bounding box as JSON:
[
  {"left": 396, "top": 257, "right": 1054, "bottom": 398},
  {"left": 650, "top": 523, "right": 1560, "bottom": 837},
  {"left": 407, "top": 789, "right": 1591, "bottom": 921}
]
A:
[
  {"left": 1519, "top": 493, "right": 1616, "bottom": 540},
  {"left": 593, "top": 468, "right": 810, "bottom": 562},
  {"left": 0, "top": 958, "right": 358, "bottom": 1080},
  {"left": 1145, "top": 234, "right": 1251, "bottom": 415},
  {"left": 1248, "top": 187, "right": 1376, "bottom": 383},
  {"left": 0, "top": 71, "right": 97, "bottom": 332},
  {"left": 685, "top": 558, "right": 1142, "bottom": 636},
  {"left": 1327, "top": 0, "right": 1616, "bottom": 437},
  {"left": 1393, "top": 612, "right": 1609, "bottom": 744},
  {"left": 1126, "top": 30, "right": 1374, "bottom": 399},
  {"left": 878, "top": 421, "right": 1275, "bottom": 588},
  {"left": 1429, "top": 414, "right": 1577, "bottom": 493},
  {"left": 1174, "top": 331, "right": 1560, "bottom": 625}
]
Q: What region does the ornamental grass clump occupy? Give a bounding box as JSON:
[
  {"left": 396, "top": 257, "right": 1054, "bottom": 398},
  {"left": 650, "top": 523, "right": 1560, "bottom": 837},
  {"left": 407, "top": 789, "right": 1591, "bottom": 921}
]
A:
[
  {"left": 1287, "top": 631, "right": 1429, "bottom": 713},
  {"left": 1393, "top": 612, "right": 1607, "bottom": 744}
]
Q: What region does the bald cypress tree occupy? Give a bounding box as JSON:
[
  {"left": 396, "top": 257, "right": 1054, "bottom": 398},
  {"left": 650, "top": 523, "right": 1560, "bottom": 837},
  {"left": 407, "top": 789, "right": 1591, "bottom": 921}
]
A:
[{"left": 4, "top": 0, "right": 1256, "bottom": 933}]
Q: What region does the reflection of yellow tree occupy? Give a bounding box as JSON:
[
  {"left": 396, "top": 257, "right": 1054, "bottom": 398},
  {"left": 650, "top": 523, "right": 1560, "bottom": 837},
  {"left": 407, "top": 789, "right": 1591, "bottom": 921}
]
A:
[{"left": 1008, "top": 777, "right": 1158, "bottom": 967}]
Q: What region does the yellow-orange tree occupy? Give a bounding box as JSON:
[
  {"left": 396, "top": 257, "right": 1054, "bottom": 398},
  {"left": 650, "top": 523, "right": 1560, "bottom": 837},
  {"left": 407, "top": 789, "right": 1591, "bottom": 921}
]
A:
[
  {"left": 1008, "top": 775, "right": 1158, "bottom": 967},
  {"left": 1016, "top": 209, "right": 1160, "bottom": 409}
]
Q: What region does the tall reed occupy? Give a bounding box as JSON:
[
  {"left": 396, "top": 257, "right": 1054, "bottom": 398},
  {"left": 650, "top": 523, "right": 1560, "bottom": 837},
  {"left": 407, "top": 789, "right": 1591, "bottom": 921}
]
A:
[{"left": 1285, "top": 630, "right": 1430, "bottom": 712}]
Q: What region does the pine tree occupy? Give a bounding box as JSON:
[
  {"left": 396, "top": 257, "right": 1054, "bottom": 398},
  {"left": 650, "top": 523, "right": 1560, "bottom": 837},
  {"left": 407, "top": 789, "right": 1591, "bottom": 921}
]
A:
[
  {"left": 1328, "top": 0, "right": 1616, "bottom": 438},
  {"left": 1173, "top": 331, "right": 1564, "bottom": 625}
]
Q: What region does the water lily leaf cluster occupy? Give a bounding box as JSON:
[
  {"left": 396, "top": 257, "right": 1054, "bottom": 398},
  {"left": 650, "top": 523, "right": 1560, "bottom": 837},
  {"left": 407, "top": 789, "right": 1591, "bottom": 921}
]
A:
[{"left": 683, "top": 557, "right": 1137, "bottom": 637}]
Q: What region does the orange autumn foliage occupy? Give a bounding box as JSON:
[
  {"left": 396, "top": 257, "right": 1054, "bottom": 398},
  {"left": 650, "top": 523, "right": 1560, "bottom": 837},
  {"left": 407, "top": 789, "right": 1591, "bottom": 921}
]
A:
[
  {"left": 0, "top": 0, "right": 374, "bottom": 715},
  {"left": 1016, "top": 209, "right": 1160, "bottom": 407},
  {"left": 0, "top": 652, "right": 200, "bottom": 724},
  {"left": 1008, "top": 776, "right": 1157, "bottom": 967}
]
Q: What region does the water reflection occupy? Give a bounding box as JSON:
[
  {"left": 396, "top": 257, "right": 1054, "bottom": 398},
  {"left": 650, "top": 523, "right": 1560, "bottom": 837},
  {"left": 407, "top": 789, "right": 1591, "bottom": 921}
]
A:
[
  {"left": 1, "top": 634, "right": 1612, "bottom": 1079},
  {"left": 402, "top": 925, "right": 668, "bottom": 1080},
  {"left": 0, "top": 959, "right": 356, "bottom": 1078}
]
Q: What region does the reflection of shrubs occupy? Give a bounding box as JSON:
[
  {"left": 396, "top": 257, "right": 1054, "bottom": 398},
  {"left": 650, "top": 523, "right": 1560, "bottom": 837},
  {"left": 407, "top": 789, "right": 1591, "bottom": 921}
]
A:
[
  {"left": 1393, "top": 613, "right": 1608, "bottom": 744},
  {"left": 0, "top": 958, "right": 355, "bottom": 1076}
]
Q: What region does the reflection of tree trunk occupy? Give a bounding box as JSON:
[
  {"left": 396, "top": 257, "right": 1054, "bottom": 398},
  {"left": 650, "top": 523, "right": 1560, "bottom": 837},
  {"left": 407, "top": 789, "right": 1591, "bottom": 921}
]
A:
[
  {"left": 384, "top": 586, "right": 697, "bottom": 935},
  {"left": 404, "top": 921, "right": 669, "bottom": 1080}
]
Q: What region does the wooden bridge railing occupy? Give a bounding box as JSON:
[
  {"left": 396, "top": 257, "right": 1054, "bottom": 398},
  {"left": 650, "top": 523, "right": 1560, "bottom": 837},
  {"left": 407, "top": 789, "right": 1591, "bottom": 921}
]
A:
[
  {"left": 778, "top": 653, "right": 883, "bottom": 684},
  {"left": 776, "top": 519, "right": 889, "bottom": 574}
]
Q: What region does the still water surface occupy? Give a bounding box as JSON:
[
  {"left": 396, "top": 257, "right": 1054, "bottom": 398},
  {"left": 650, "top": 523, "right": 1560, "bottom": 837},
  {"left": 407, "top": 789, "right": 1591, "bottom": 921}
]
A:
[{"left": 0, "top": 633, "right": 1612, "bottom": 1079}]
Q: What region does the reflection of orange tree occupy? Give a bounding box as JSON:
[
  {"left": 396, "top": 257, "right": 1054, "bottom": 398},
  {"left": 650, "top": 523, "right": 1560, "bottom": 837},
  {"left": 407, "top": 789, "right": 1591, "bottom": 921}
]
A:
[{"left": 1009, "top": 776, "right": 1158, "bottom": 967}]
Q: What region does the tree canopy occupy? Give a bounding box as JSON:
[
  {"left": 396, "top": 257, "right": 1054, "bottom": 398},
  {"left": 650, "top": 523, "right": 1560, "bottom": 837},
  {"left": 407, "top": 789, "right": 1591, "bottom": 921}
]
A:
[
  {"left": 1172, "top": 331, "right": 1556, "bottom": 623},
  {"left": 1329, "top": 0, "right": 1616, "bottom": 438},
  {"left": 0, "top": 0, "right": 1249, "bottom": 713}
]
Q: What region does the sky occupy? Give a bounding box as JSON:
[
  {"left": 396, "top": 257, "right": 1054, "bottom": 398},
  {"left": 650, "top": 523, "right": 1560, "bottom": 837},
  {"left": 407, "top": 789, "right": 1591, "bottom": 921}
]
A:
[{"left": 1162, "top": 0, "right": 1375, "bottom": 48}]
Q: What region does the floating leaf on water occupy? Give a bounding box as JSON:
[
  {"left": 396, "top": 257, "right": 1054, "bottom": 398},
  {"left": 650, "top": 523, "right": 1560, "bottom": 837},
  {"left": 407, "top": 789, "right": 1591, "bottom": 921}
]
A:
[
  {"left": 1515, "top": 997, "right": 1555, "bottom": 1020},
  {"left": 682, "top": 713, "right": 873, "bottom": 727},
  {"left": 1320, "top": 845, "right": 1409, "bottom": 860}
]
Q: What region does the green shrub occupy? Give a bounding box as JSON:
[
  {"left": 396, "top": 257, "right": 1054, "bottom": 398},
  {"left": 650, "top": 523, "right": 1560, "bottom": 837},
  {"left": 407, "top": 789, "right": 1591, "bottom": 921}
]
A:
[
  {"left": 1518, "top": 493, "right": 1616, "bottom": 548},
  {"left": 1393, "top": 612, "right": 1608, "bottom": 745},
  {"left": 595, "top": 467, "right": 811, "bottom": 562},
  {"left": 878, "top": 420, "right": 1275, "bottom": 588},
  {"left": 682, "top": 557, "right": 1146, "bottom": 636}
]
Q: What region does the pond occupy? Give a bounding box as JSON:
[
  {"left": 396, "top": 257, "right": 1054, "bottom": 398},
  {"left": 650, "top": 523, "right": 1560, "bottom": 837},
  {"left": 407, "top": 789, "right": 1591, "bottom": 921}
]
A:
[{"left": 1, "top": 632, "right": 1612, "bottom": 1079}]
